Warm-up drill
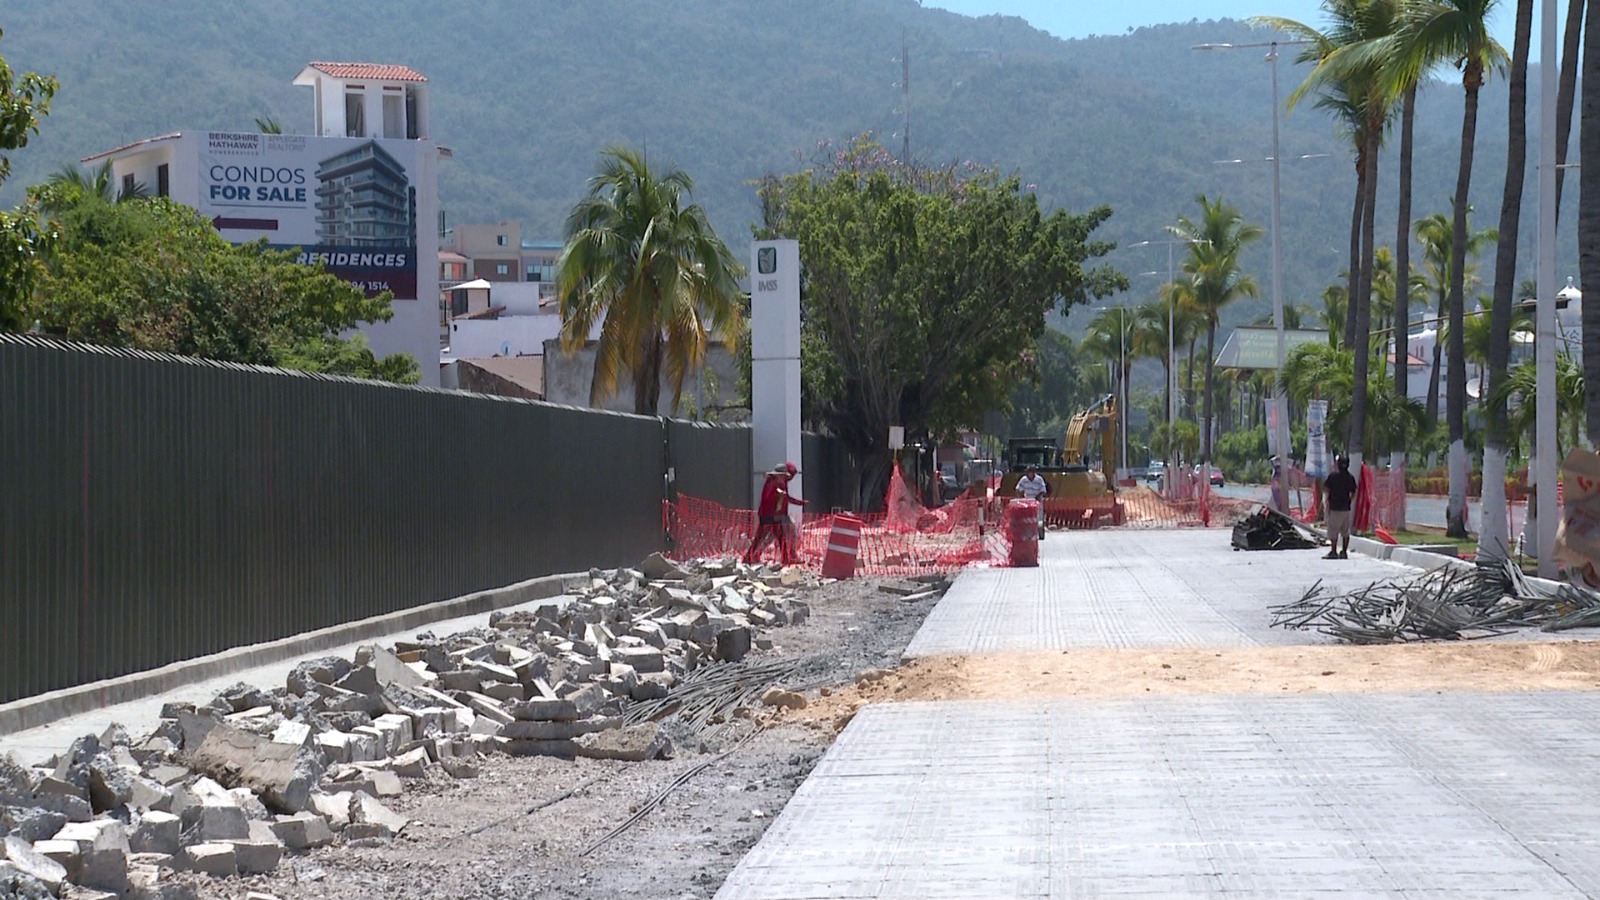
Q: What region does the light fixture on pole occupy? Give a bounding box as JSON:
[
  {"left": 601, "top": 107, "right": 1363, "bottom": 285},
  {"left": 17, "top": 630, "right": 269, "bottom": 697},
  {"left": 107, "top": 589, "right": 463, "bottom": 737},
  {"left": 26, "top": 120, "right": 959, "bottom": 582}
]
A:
[{"left": 1195, "top": 37, "right": 1310, "bottom": 513}]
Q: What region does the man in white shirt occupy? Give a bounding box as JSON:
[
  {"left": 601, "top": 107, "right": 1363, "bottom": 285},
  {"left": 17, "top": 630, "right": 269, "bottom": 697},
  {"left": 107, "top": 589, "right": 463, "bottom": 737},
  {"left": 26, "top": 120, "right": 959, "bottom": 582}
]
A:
[{"left": 1015, "top": 465, "right": 1049, "bottom": 539}]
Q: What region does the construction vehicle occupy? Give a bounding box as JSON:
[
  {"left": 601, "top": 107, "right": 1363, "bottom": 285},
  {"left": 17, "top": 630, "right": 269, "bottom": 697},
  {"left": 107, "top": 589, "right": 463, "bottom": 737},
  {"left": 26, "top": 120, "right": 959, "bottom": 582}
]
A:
[{"left": 999, "top": 394, "right": 1125, "bottom": 528}]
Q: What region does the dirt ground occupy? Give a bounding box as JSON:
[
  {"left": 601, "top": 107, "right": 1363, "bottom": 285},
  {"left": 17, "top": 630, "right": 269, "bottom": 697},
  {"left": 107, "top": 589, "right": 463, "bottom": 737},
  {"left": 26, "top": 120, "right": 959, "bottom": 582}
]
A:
[{"left": 180, "top": 572, "right": 1600, "bottom": 900}]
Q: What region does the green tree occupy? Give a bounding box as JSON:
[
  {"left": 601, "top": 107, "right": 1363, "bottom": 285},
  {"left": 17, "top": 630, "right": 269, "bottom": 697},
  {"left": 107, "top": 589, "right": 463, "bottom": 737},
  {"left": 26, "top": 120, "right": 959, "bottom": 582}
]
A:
[
  {"left": 755, "top": 136, "right": 1123, "bottom": 507},
  {"left": 1002, "top": 327, "right": 1095, "bottom": 443},
  {"left": 1387, "top": 0, "right": 1507, "bottom": 537},
  {"left": 1169, "top": 194, "right": 1262, "bottom": 462},
  {"left": 557, "top": 146, "right": 744, "bottom": 416},
  {"left": 1415, "top": 209, "right": 1496, "bottom": 424},
  {"left": 30, "top": 197, "right": 417, "bottom": 381},
  {"left": 0, "top": 28, "right": 58, "bottom": 330}
]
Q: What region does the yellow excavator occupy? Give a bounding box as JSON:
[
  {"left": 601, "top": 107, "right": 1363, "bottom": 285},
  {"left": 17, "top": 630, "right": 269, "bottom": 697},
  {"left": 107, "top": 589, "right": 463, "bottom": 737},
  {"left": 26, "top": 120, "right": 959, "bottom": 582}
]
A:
[{"left": 999, "top": 393, "right": 1125, "bottom": 528}]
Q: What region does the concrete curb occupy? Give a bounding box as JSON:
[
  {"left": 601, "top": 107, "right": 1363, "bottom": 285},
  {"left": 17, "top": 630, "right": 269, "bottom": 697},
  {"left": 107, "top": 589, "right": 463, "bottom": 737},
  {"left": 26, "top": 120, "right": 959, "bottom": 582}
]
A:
[
  {"left": 1347, "top": 535, "right": 1477, "bottom": 572},
  {"left": 0, "top": 571, "right": 581, "bottom": 738}
]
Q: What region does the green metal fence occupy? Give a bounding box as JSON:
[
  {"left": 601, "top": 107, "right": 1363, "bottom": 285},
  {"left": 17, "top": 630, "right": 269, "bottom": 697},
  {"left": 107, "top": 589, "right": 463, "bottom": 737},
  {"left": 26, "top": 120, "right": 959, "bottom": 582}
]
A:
[{"left": 0, "top": 336, "right": 820, "bottom": 705}]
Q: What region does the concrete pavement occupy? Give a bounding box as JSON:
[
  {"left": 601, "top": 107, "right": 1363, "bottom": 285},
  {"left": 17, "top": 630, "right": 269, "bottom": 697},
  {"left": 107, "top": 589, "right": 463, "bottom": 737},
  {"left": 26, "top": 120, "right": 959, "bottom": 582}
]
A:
[{"left": 717, "top": 529, "right": 1600, "bottom": 899}]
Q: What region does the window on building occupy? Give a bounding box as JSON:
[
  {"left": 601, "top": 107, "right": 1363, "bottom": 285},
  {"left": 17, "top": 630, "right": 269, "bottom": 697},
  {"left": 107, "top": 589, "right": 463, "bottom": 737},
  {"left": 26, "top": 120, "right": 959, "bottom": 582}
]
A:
[
  {"left": 497, "top": 235, "right": 508, "bottom": 246},
  {"left": 496, "top": 263, "right": 510, "bottom": 275},
  {"left": 121, "top": 173, "right": 136, "bottom": 199},
  {"left": 156, "top": 164, "right": 169, "bottom": 198},
  {"left": 345, "top": 90, "right": 366, "bottom": 137},
  {"left": 382, "top": 93, "right": 404, "bottom": 139}
]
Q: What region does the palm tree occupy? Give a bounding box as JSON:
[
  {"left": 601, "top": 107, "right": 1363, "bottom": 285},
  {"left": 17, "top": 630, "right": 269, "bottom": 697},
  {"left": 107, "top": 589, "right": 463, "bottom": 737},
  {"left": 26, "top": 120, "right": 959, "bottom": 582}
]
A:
[
  {"left": 557, "top": 146, "right": 744, "bottom": 415},
  {"left": 1386, "top": 0, "right": 1507, "bottom": 536},
  {"left": 1085, "top": 306, "right": 1134, "bottom": 425},
  {"left": 1475, "top": 0, "right": 1533, "bottom": 560},
  {"left": 1414, "top": 210, "right": 1496, "bottom": 425},
  {"left": 1169, "top": 194, "right": 1263, "bottom": 462},
  {"left": 39, "top": 161, "right": 145, "bottom": 213},
  {"left": 1320, "top": 284, "right": 1348, "bottom": 349}
]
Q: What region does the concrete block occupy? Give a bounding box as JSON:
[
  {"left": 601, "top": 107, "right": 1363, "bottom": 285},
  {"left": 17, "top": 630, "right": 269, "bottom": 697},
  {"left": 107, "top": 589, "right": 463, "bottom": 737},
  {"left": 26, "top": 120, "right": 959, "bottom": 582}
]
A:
[
  {"left": 268, "top": 813, "right": 334, "bottom": 850},
  {"left": 32, "top": 838, "right": 80, "bottom": 880},
  {"left": 715, "top": 626, "right": 753, "bottom": 663},
  {"left": 506, "top": 698, "right": 580, "bottom": 722},
  {"left": 229, "top": 825, "right": 282, "bottom": 876},
  {"left": 462, "top": 693, "right": 514, "bottom": 725},
  {"left": 389, "top": 748, "right": 429, "bottom": 779},
  {"left": 128, "top": 774, "right": 173, "bottom": 812},
  {"left": 435, "top": 671, "right": 483, "bottom": 693},
  {"left": 130, "top": 810, "right": 181, "bottom": 854},
  {"left": 564, "top": 683, "right": 607, "bottom": 717},
  {"left": 351, "top": 728, "right": 386, "bottom": 761},
  {"left": 3, "top": 835, "right": 66, "bottom": 894},
  {"left": 368, "top": 644, "right": 426, "bottom": 689},
  {"left": 631, "top": 675, "right": 672, "bottom": 702},
  {"left": 145, "top": 764, "right": 191, "bottom": 787},
  {"left": 314, "top": 732, "right": 351, "bottom": 765},
  {"left": 286, "top": 657, "right": 352, "bottom": 697},
  {"left": 501, "top": 739, "right": 578, "bottom": 758},
  {"left": 270, "top": 721, "right": 313, "bottom": 749},
  {"left": 612, "top": 646, "right": 665, "bottom": 673},
  {"left": 480, "top": 681, "right": 526, "bottom": 703},
  {"left": 53, "top": 818, "right": 129, "bottom": 892},
  {"left": 190, "top": 798, "right": 250, "bottom": 842},
  {"left": 365, "top": 771, "right": 403, "bottom": 798},
  {"left": 178, "top": 842, "right": 235, "bottom": 876},
  {"left": 469, "top": 660, "right": 520, "bottom": 685},
  {"left": 307, "top": 794, "right": 350, "bottom": 832},
  {"left": 187, "top": 722, "right": 320, "bottom": 813},
  {"left": 499, "top": 716, "right": 619, "bottom": 741},
  {"left": 372, "top": 714, "right": 414, "bottom": 754},
  {"left": 3, "top": 806, "right": 68, "bottom": 843},
  {"left": 349, "top": 794, "right": 406, "bottom": 838},
  {"left": 227, "top": 788, "right": 270, "bottom": 820}
]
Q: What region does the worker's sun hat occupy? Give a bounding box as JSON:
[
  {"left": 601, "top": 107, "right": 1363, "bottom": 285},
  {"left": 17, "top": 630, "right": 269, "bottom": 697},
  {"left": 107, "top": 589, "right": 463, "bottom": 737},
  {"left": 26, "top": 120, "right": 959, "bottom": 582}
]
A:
[{"left": 784, "top": 461, "right": 800, "bottom": 476}]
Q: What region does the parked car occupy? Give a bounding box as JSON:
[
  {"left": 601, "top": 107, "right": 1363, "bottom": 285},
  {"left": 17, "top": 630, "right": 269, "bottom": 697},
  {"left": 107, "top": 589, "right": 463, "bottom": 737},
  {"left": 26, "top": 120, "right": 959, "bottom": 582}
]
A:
[
  {"left": 1209, "top": 469, "right": 1225, "bottom": 487},
  {"left": 1145, "top": 462, "right": 1166, "bottom": 484}
]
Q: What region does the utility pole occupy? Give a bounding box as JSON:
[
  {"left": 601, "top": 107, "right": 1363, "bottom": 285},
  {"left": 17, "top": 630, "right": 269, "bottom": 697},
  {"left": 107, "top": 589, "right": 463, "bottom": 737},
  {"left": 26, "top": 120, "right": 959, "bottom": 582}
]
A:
[{"left": 901, "top": 32, "right": 911, "bottom": 162}]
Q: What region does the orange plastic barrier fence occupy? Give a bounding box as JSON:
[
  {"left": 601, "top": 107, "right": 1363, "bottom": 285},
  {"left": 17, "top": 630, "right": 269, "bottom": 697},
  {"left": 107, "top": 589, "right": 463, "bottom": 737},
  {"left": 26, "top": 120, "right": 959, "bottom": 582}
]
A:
[{"left": 663, "top": 466, "right": 1239, "bottom": 576}]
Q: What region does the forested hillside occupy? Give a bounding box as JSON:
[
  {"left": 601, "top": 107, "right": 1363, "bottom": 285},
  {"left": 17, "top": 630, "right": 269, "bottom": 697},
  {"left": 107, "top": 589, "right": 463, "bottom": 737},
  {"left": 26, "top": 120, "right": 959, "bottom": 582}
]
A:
[{"left": 0, "top": 0, "right": 1572, "bottom": 328}]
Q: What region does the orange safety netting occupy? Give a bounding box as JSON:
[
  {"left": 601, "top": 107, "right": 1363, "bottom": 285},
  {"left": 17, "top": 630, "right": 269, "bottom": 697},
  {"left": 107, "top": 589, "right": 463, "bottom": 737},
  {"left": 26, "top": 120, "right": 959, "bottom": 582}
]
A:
[{"left": 663, "top": 463, "right": 1235, "bottom": 575}]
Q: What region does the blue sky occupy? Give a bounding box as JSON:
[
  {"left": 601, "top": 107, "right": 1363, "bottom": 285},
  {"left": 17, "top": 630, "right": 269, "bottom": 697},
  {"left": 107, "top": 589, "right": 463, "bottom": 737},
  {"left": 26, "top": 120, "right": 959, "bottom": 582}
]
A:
[{"left": 925, "top": 1, "right": 1531, "bottom": 59}]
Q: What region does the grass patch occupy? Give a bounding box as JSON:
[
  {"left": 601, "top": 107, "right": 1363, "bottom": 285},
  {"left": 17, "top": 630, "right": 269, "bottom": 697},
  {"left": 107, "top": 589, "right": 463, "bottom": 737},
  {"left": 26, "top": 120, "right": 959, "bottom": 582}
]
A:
[{"left": 1383, "top": 526, "right": 1479, "bottom": 552}]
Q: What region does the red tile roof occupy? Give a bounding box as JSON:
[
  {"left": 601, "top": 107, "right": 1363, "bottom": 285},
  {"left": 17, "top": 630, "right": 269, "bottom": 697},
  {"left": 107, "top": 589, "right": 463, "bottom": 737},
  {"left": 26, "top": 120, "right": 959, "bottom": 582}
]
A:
[{"left": 307, "top": 62, "right": 426, "bottom": 82}]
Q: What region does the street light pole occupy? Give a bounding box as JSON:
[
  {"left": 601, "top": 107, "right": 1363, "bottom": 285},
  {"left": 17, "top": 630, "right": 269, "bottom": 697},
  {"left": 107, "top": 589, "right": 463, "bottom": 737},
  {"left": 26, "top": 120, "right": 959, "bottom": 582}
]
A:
[
  {"left": 1535, "top": 0, "right": 1558, "bottom": 576},
  {"left": 1195, "top": 38, "right": 1308, "bottom": 514},
  {"left": 1129, "top": 237, "right": 1206, "bottom": 495}
]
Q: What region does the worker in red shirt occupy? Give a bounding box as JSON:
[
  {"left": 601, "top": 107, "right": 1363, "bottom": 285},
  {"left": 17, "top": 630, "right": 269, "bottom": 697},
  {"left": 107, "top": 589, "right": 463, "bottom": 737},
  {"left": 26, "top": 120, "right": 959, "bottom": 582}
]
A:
[{"left": 745, "top": 461, "right": 805, "bottom": 565}]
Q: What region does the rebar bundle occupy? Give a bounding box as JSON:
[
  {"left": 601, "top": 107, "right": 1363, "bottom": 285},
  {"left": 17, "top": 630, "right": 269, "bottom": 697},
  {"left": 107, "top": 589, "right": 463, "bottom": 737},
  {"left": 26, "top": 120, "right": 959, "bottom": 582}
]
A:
[
  {"left": 1269, "top": 558, "right": 1600, "bottom": 643},
  {"left": 624, "top": 654, "right": 832, "bottom": 732}
]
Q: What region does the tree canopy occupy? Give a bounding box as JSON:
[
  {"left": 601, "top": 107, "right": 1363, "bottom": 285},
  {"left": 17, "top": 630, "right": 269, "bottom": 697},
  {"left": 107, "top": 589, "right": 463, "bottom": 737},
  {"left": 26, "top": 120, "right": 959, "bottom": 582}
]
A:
[
  {"left": 28, "top": 195, "right": 418, "bottom": 382},
  {"left": 755, "top": 137, "right": 1125, "bottom": 503},
  {"left": 0, "top": 27, "right": 57, "bottom": 330}
]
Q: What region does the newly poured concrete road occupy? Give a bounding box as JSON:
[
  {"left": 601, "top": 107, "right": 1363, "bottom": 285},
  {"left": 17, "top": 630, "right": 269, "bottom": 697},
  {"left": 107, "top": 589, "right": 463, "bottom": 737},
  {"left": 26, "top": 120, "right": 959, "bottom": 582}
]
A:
[{"left": 718, "top": 530, "right": 1600, "bottom": 898}]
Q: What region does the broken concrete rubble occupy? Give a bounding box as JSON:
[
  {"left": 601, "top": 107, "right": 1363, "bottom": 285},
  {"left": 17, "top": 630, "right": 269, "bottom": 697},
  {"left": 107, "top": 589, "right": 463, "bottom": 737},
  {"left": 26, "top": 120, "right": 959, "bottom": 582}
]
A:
[{"left": 2, "top": 554, "right": 827, "bottom": 894}]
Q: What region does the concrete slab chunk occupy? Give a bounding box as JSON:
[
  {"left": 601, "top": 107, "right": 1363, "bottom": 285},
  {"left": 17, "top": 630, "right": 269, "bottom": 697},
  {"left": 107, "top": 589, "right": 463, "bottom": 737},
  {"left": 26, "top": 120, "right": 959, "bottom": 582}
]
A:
[
  {"left": 3, "top": 835, "right": 66, "bottom": 893},
  {"left": 178, "top": 842, "right": 235, "bottom": 877}
]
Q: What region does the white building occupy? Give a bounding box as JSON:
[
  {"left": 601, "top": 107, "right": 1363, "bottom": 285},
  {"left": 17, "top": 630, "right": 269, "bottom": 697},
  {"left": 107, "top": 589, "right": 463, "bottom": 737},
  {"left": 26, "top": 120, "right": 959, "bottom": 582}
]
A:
[{"left": 85, "top": 62, "right": 445, "bottom": 386}]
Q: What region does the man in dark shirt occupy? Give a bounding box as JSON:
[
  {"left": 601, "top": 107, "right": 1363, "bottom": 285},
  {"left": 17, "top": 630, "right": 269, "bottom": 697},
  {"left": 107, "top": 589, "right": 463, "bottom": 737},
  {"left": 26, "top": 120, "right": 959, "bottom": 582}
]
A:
[{"left": 1324, "top": 454, "right": 1357, "bottom": 559}]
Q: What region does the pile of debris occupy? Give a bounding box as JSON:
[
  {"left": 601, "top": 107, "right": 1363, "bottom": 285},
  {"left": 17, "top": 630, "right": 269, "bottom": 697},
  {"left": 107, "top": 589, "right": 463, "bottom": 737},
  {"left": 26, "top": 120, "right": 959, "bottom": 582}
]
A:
[
  {"left": 1270, "top": 557, "right": 1600, "bottom": 643},
  {"left": 1231, "top": 506, "right": 1320, "bottom": 551},
  {"left": 0, "top": 554, "right": 819, "bottom": 898}
]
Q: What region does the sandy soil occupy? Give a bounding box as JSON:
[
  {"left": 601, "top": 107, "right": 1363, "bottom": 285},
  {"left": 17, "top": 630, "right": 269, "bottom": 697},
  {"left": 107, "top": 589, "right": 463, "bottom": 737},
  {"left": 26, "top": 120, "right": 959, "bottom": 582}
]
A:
[{"left": 795, "top": 640, "right": 1600, "bottom": 729}]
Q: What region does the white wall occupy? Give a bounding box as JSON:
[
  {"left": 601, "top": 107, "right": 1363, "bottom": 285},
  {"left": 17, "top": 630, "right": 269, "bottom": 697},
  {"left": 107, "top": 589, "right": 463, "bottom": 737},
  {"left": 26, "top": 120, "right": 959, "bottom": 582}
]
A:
[{"left": 447, "top": 315, "right": 564, "bottom": 359}]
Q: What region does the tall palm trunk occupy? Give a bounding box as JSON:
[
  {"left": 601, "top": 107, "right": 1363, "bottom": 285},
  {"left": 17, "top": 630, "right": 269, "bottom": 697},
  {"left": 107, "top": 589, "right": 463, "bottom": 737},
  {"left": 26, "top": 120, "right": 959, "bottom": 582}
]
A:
[
  {"left": 1446, "top": 63, "right": 1486, "bottom": 538},
  {"left": 1427, "top": 288, "right": 1444, "bottom": 425},
  {"left": 1555, "top": 0, "right": 1583, "bottom": 218},
  {"left": 1349, "top": 120, "right": 1381, "bottom": 467},
  {"left": 1582, "top": 0, "right": 1600, "bottom": 443},
  {"left": 1185, "top": 337, "right": 1198, "bottom": 422},
  {"left": 1203, "top": 318, "right": 1218, "bottom": 461},
  {"left": 1347, "top": 157, "right": 1365, "bottom": 350},
  {"left": 1394, "top": 83, "right": 1417, "bottom": 446},
  {"left": 633, "top": 332, "right": 664, "bottom": 415},
  {"left": 1482, "top": 0, "right": 1534, "bottom": 561}
]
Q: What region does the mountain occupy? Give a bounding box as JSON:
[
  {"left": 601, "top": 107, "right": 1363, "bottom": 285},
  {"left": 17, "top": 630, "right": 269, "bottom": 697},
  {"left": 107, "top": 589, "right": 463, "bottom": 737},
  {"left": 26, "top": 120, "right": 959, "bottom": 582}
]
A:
[{"left": 0, "top": 0, "right": 1574, "bottom": 331}]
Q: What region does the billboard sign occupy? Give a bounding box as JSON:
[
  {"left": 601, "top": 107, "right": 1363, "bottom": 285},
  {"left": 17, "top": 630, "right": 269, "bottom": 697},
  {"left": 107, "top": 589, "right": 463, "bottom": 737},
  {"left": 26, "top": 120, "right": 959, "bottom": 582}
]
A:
[{"left": 201, "top": 132, "right": 420, "bottom": 299}]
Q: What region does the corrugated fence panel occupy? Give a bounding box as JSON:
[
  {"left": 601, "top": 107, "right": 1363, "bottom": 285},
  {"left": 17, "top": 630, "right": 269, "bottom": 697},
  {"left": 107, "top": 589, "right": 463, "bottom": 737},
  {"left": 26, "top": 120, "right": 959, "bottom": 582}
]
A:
[
  {"left": 0, "top": 338, "right": 688, "bottom": 704},
  {"left": 667, "top": 420, "right": 751, "bottom": 510}
]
